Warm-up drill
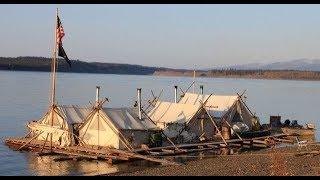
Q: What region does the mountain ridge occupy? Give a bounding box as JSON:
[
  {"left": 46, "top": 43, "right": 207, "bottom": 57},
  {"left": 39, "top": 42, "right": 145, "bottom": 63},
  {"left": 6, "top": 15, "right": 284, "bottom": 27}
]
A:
[{"left": 212, "top": 59, "right": 320, "bottom": 71}]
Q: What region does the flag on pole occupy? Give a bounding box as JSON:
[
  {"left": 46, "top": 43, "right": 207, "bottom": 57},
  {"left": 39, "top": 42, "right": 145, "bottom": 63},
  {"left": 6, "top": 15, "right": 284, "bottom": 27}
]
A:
[{"left": 56, "top": 16, "right": 71, "bottom": 67}]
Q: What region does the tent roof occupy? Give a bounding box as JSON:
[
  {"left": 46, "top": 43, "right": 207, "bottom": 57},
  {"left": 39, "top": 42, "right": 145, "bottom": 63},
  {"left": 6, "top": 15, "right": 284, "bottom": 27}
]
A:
[
  {"left": 178, "top": 93, "right": 239, "bottom": 118},
  {"left": 147, "top": 101, "right": 201, "bottom": 124},
  {"left": 102, "top": 107, "right": 158, "bottom": 130},
  {"left": 57, "top": 105, "right": 92, "bottom": 125}
]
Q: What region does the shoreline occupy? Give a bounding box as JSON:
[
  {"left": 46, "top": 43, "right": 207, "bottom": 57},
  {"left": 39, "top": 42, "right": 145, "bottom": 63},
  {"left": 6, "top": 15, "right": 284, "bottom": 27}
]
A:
[
  {"left": 105, "top": 145, "right": 320, "bottom": 176},
  {"left": 2, "top": 69, "right": 320, "bottom": 82}
]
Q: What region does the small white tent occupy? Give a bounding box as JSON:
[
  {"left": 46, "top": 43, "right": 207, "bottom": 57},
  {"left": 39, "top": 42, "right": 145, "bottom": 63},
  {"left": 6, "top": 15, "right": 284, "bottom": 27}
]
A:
[
  {"left": 79, "top": 107, "right": 159, "bottom": 150},
  {"left": 27, "top": 105, "right": 92, "bottom": 147}
]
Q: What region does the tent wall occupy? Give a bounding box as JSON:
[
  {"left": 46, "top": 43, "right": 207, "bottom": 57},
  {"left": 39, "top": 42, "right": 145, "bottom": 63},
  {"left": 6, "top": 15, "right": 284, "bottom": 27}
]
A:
[
  {"left": 79, "top": 110, "right": 120, "bottom": 149},
  {"left": 223, "top": 100, "right": 258, "bottom": 130},
  {"left": 187, "top": 115, "right": 216, "bottom": 141},
  {"left": 36, "top": 108, "right": 72, "bottom": 146}
]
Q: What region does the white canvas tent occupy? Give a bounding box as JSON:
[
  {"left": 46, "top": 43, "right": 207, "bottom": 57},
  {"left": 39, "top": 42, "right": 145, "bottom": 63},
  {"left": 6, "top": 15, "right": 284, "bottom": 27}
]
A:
[
  {"left": 79, "top": 107, "right": 160, "bottom": 150},
  {"left": 147, "top": 101, "right": 204, "bottom": 139},
  {"left": 27, "top": 105, "right": 92, "bottom": 147},
  {"left": 179, "top": 93, "right": 260, "bottom": 130}
]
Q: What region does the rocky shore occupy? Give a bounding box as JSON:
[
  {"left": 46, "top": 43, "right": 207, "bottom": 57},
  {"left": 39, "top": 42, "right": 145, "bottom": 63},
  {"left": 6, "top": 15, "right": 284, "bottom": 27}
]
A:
[{"left": 106, "top": 145, "right": 320, "bottom": 176}]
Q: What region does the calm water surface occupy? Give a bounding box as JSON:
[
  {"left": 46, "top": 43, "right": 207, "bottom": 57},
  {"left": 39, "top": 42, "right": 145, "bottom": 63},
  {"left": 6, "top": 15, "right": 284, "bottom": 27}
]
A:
[{"left": 0, "top": 70, "right": 319, "bottom": 175}]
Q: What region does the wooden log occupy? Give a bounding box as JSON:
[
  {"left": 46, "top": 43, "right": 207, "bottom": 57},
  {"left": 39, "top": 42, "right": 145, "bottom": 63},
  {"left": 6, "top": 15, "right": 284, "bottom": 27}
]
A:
[
  {"left": 206, "top": 144, "right": 219, "bottom": 148},
  {"left": 252, "top": 143, "right": 267, "bottom": 148},
  {"left": 219, "top": 144, "right": 227, "bottom": 148},
  {"left": 228, "top": 143, "right": 242, "bottom": 148},
  {"left": 252, "top": 139, "right": 267, "bottom": 145},
  {"left": 242, "top": 145, "right": 252, "bottom": 149},
  {"left": 134, "top": 139, "right": 243, "bottom": 153},
  {"left": 243, "top": 140, "right": 252, "bottom": 145},
  {"left": 161, "top": 149, "right": 175, "bottom": 153}
]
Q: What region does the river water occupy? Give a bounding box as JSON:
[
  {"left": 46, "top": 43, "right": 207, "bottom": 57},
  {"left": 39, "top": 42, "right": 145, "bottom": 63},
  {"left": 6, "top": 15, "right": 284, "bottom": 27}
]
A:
[{"left": 0, "top": 70, "right": 319, "bottom": 175}]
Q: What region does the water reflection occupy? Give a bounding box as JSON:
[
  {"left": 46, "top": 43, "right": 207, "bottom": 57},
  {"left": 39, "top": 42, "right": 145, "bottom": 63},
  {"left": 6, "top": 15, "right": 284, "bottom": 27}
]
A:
[
  {"left": 25, "top": 152, "right": 162, "bottom": 176},
  {"left": 26, "top": 153, "right": 118, "bottom": 176}
]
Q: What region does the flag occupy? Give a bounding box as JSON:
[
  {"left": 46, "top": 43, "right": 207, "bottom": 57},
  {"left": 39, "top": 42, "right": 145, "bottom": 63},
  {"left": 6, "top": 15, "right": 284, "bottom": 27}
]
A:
[{"left": 56, "top": 16, "right": 71, "bottom": 67}]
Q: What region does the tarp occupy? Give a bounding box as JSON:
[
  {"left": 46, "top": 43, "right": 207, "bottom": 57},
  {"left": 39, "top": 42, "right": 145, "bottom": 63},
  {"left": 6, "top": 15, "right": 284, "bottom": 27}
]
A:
[
  {"left": 58, "top": 105, "right": 92, "bottom": 125},
  {"left": 102, "top": 108, "right": 158, "bottom": 130}
]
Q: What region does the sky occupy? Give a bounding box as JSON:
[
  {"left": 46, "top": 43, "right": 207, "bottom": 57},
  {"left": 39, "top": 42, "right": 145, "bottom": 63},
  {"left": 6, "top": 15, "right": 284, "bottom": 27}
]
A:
[{"left": 1, "top": 4, "right": 320, "bottom": 69}]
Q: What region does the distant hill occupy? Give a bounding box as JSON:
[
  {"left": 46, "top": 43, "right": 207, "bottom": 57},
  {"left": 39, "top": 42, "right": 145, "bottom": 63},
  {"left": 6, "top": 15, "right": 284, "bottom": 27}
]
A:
[
  {"left": 3, "top": 56, "right": 320, "bottom": 81},
  {"left": 0, "top": 56, "right": 172, "bottom": 75},
  {"left": 214, "top": 59, "right": 320, "bottom": 71}
]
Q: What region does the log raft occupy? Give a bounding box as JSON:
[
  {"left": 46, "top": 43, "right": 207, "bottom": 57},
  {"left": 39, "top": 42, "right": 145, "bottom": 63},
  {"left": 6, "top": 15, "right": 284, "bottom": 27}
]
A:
[{"left": 4, "top": 133, "right": 290, "bottom": 165}]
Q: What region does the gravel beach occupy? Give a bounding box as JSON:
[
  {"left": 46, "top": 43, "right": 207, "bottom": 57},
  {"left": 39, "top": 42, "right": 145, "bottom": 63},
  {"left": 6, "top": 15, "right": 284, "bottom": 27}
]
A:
[{"left": 106, "top": 145, "right": 320, "bottom": 176}]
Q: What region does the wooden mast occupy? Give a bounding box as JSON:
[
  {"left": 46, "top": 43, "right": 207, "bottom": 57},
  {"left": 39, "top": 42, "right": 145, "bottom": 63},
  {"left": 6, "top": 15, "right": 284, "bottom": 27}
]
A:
[
  {"left": 51, "top": 8, "right": 58, "bottom": 107},
  {"left": 49, "top": 8, "right": 58, "bottom": 151}
]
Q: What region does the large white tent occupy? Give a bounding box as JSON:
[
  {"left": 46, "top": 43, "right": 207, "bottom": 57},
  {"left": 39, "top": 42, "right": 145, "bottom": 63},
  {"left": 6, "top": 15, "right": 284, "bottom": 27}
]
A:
[{"left": 79, "top": 107, "right": 160, "bottom": 150}]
